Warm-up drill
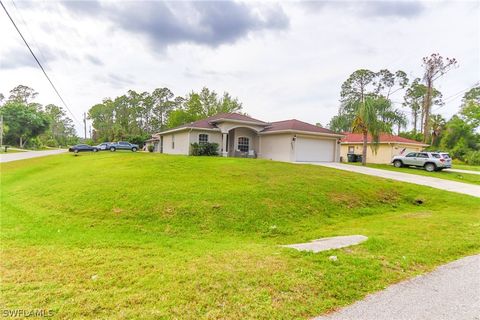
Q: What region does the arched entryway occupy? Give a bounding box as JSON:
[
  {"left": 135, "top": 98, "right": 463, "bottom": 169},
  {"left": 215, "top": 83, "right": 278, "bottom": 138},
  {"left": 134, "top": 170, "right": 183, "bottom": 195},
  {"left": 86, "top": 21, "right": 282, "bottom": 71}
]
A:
[{"left": 222, "top": 126, "right": 260, "bottom": 157}]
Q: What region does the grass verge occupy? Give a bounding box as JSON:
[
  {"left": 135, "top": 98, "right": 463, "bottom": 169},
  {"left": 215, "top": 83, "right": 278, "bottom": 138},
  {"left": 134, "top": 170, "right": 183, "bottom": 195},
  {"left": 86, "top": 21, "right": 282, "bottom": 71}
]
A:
[{"left": 1, "top": 153, "right": 479, "bottom": 319}]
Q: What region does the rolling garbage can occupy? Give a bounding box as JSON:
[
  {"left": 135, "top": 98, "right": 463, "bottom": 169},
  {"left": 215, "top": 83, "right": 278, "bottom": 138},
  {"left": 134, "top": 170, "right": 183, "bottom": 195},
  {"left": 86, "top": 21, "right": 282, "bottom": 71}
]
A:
[
  {"left": 347, "top": 154, "right": 356, "bottom": 162},
  {"left": 356, "top": 154, "right": 363, "bottom": 163}
]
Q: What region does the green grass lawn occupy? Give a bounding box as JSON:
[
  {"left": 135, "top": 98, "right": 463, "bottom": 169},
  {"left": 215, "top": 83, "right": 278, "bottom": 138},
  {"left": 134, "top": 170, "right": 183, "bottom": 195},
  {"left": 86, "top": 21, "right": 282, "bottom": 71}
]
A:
[
  {"left": 453, "top": 163, "right": 480, "bottom": 172},
  {"left": 347, "top": 162, "right": 480, "bottom": 185},
  {"left": 0, "top": 148, "right": 25, "bottom": 154},
  {"left": 1, "top": 153, "right": 479, "bottom": 319}
]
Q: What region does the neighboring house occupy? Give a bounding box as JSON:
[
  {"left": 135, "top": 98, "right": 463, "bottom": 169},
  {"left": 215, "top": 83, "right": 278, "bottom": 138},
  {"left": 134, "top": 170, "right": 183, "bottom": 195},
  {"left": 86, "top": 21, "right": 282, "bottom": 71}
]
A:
[
  {"left": 146, "top": 113, "right": 344, "bottom": 162},
  {"left": 340, "top": 132, "right": 429, "bottom": 164}
]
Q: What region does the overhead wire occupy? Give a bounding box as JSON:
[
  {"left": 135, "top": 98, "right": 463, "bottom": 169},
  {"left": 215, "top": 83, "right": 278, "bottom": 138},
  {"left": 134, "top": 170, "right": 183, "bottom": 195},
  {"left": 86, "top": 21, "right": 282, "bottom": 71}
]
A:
[{"left": 1, "top": 0, "right": 80, "bottom": 125}]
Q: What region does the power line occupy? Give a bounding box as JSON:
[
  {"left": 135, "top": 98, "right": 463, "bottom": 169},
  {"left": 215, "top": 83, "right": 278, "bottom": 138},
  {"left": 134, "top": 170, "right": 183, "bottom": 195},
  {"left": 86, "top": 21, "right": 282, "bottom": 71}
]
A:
[
  {"left": 10, "top": 0, "right": 50, "bottom": 68},
  {"left": 0, "top": 0, "right": 80, "bottom": 124},
  {"left": 432, "top": 83, "right": 479, "bottom": 112}
]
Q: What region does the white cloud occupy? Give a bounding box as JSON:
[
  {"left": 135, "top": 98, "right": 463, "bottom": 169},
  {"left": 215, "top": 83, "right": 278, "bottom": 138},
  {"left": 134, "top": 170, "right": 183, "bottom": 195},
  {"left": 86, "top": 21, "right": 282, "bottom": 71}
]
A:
[{"left": 0, "top": 0, "right": 478, "bottom": 133}]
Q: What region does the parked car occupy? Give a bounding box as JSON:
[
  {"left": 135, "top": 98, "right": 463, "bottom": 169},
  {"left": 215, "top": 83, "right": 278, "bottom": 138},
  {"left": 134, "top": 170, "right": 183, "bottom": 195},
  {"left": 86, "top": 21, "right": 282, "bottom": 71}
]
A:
[
  {"left": 108, "top": 141, "right": 139, "bottom": 152},
  {"left": 95, "top": 142, "right": 112, "bottom": 150},
  {"left": 69, "top": 144, "right": 99, "bottom": 153},
  {"left": 392, "top": 152, "right": 452, "bottom": 172}
]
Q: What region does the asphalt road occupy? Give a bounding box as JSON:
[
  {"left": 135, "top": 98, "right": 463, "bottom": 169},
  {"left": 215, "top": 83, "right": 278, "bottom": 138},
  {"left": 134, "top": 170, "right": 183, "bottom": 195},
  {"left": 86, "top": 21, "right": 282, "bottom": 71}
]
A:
[
  {"left": 303, "top": 162, "right": 480, "bottom": 198},
  {"left": 0, "top": 149, "right": 66, "bottom": 163},
  {"left": 314, "top": 254, "right": 480, "bottom": 320}
]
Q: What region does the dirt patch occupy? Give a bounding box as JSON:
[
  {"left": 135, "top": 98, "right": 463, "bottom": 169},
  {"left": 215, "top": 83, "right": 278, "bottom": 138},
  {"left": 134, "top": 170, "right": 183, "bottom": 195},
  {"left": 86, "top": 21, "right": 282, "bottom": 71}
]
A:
[
  {"left": 329, "top": 192, "right": 363, "bottom": 208},
  {"left": 401, "top": 211, "right": 433, "bottom": 219}
]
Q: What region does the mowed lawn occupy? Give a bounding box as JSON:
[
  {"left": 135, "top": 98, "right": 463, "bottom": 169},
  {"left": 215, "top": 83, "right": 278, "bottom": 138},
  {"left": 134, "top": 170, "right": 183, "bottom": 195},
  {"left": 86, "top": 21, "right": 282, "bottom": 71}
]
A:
[
  {"left": 454, "top": 163, "right": 480, "bottom": 172},
  {"left": 1, "top": 153, "right": 479, "bottom": 319},
  {"left": 347, "top": 162, "right": 480, "bottom": 185}
]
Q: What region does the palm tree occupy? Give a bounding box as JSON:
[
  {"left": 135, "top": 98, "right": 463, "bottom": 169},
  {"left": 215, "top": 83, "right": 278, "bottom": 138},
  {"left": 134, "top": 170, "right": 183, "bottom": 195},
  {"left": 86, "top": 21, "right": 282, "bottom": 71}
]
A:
[
  {"left": 351, "top": 96, "right": 391, "bottom": 166},
  {"left": 430, "top": 114, "right": 446, "bottom": 146}
]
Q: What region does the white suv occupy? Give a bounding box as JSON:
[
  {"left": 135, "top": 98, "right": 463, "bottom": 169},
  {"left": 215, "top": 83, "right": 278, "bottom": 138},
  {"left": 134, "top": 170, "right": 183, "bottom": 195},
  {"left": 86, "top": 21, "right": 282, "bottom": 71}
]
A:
[{"left": 392, "top": 152, "right": 452, "bottom": 172}]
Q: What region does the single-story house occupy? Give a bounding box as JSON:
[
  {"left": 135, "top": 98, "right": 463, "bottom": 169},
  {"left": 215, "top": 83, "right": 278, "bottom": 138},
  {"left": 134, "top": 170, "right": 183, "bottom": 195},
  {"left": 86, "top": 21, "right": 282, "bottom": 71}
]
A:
[
  {"left": 340, "top": 132, "right": 429, "bottom": 164},
  {"left": 146, "top": 113, "right": 344, "bottom": 162}
]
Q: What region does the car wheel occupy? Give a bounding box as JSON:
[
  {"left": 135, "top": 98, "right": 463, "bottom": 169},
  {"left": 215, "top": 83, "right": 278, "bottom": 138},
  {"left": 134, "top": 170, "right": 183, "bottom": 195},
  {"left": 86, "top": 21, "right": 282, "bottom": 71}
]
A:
[
  {"left": 110, "top": 147, "right": 116, "bottom": 152},
  {"left": 74, "top": 149, "right": 79, "bottom": 154},
  {"left": 424, "top": 163, "right": 436, "bottom": 172},
  {"left": 93, "top": 148, "right": 98, "bottom": 152},
  {"left": 393, "top": 160, "right": 403, "bottom": 168},
  {"left": 132, "top": 147, "right": 137, "bottom": 152}
]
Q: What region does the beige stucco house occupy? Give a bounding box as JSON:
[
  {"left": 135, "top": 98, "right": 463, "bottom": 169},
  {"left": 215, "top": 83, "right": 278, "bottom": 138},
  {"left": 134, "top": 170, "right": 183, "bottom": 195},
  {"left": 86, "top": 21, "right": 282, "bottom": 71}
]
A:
[
  {"left": 340, "top": 132, "right": 428, "bottom": 164},
  {"left": 147, "top": 113, "right": 344, "bottom": 162}
]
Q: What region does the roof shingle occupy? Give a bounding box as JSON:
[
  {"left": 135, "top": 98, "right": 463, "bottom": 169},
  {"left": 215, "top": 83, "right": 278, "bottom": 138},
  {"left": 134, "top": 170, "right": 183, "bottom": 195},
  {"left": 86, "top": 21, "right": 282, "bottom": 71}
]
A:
[
  {"left": 261, "top": 119, "right": 337, "bottom": 134},
  {"left": 341, "top": 132, "right": 428, "bottom": 145}
]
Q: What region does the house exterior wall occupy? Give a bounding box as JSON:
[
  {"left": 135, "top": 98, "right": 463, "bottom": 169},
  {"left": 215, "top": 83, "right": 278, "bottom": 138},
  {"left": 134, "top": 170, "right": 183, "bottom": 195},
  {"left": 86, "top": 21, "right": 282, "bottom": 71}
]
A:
[
  {"left": 340, "top": 143, "right": 424, "bottom": 164},
  {"left": 189, "top": 130, "right": 222, "bottom": 146},
  {"left": 258, "top": 133, "right": 294, "bottom": 162},
  {"left": 162, "top": 131, "right": 191, "bottom": 155}
]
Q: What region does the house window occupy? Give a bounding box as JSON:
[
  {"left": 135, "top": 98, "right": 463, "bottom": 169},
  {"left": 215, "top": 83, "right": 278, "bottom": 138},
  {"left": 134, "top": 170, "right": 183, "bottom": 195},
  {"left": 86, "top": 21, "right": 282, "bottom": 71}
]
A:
[
  {"left": 172, "top": 134, "right": 175, "bottom": 149},
  {"left": 348, "top": 146, "right": 355, "bottom": 153},
  {"left": 199, "top": 134, "right": 208, "bottom": 145},
  {"left": 238, "top": 137, "right": 249, "bottom": 152}
]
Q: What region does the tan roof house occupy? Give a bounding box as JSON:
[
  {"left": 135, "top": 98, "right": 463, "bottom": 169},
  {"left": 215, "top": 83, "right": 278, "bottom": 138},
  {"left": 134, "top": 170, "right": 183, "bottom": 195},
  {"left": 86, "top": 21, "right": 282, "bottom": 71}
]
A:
[
  {"left": 147, "top": 113, "right": 344, "bottom": 163},
  {"left": 340, "top": 132, "right": 429, "bottom": 164}
]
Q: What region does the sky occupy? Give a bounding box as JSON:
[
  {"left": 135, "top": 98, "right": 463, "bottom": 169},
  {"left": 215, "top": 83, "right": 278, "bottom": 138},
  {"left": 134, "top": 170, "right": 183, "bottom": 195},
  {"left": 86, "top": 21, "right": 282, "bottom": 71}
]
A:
[{"left": 1, "top": 0, "right": 479, "bottom": 135}]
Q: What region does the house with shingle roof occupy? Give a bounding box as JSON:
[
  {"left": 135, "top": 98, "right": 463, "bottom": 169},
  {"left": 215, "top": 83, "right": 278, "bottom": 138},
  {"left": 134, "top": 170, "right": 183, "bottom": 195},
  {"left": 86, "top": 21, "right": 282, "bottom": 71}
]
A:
[
  {"left": 340, "top": 132, "right": 429, "bottom": 164},
  {"left": 147, "top": 113, "right": 344, "bottom": 162}
]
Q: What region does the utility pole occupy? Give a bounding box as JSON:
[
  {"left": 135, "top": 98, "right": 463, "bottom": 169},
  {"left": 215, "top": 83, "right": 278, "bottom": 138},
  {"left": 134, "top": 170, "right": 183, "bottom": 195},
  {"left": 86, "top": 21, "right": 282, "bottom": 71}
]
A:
[{"left": 83, "top": 112, "right": 87, "bottom": 140}]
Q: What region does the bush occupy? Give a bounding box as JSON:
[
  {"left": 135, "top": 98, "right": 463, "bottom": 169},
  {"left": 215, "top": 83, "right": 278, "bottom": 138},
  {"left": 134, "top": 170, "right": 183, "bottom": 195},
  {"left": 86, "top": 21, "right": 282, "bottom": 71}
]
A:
[
  {"left": 190, "top": 142, "right": 219, "bottom": 156},
  {"left": 25, "top": 137, "right": 44, "bottom": 150},
  {"left": 465, "top": 151, "right": 480, "bottom": 165},
  {"left": 148, "top": 145, "right": 154, "bottom": 153}
]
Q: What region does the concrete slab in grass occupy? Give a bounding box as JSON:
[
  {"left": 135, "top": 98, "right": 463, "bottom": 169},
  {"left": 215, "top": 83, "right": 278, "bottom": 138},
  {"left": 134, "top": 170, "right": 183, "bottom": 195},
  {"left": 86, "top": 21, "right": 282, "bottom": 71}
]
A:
[{"left": 282, "top": 235, "right": 368, "bottom": 253}]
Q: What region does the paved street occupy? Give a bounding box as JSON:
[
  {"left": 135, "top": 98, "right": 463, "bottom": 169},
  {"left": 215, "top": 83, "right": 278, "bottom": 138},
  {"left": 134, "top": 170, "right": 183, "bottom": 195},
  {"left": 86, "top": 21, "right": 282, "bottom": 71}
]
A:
[
  {"left": 0, "top": 149, "right": 66, "bottom": 163},
  {"left": 302, "top": 162, "right": 480, "bottom": 198},
  {"left": 314, "top": 254, "right": 480, "bottom": 320}
]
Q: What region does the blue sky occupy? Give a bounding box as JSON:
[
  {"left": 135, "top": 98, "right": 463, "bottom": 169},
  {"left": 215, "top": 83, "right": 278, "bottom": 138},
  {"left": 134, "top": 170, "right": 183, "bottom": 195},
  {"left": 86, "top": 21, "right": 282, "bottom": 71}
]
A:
[{"left": 1, "top": 1, "right": 478, "bottom": 134}]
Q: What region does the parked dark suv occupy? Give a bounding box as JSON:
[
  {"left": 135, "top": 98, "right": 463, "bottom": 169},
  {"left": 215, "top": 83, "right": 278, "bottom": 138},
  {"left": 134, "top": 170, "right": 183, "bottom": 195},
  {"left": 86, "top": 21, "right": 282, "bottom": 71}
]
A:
[{"left": 108, "top": 141, "right": 139, "bottom": 152}]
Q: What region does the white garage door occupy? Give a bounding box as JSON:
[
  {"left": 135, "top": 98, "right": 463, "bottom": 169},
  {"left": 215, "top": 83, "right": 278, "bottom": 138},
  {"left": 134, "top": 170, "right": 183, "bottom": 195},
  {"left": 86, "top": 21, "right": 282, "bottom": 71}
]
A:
[{"left": 295, "top": 137, "right": 335, "bottom": 162}]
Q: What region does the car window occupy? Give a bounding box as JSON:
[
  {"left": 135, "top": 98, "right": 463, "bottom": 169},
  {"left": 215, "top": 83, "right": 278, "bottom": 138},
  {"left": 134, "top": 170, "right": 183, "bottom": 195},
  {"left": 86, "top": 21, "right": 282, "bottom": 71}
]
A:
[
  {"left": 431, "top": 153, "right": 441, "bottom": 158},
  {"left": 417, "top": 153, "right": 429, "bottom": 158},
  {"left": 405, "top": 152, "right": 417, "bottom": 157},
  {"left": 441, "top": 154, "right": 450, "bottom": 159}
]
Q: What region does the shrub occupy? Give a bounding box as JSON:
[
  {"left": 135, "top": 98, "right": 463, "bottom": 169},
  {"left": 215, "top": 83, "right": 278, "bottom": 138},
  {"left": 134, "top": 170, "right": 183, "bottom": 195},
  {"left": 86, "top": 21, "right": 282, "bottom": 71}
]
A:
[
  {"left": 148, "top": 145, "right": 154, "bottom": 153},
  {"left": 190, "top": 142, "right": 219, "bottom": 156},
  {"left": 465, "top": 151, "right": 480, "bottom": 165}
]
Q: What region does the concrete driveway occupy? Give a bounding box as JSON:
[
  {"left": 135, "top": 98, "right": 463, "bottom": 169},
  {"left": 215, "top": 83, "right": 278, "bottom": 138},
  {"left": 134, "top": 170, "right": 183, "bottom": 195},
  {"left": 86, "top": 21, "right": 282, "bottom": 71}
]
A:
[
  {"left": 300, "top": 162, "right": 480, "bottom": 198},
  {"left": 446, "top": 168, "right": 480, "bottom": 176},
  {"left": 314, "top": 254, "right": 480, "bottom": 320},
  {"left": 0, "top": 149, "right": 66, "bottom": 163}
]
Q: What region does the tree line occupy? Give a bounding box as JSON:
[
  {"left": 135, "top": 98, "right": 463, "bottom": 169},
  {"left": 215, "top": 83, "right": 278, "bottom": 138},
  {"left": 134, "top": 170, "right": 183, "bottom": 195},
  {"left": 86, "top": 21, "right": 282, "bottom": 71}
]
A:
[
  {"left": 88, "top": 87, "right": 243, "bottom": 145},
  {"left": 328, "top": 53, "right": 479, "bottom": 165},
  {"left": 0, "top": 85, "right": 78, "bottom": 148}
]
